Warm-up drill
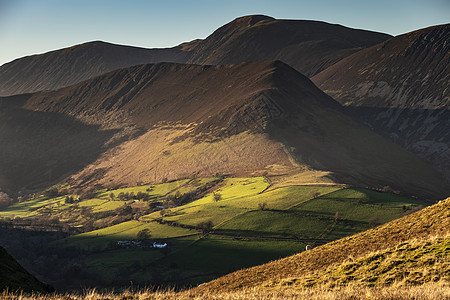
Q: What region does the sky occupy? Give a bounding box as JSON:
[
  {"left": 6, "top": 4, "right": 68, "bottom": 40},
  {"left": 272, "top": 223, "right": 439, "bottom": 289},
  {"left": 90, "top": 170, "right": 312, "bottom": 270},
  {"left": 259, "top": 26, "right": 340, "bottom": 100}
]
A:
[{"left": 0, "top": 0, "right": 449, "bottom": 66}]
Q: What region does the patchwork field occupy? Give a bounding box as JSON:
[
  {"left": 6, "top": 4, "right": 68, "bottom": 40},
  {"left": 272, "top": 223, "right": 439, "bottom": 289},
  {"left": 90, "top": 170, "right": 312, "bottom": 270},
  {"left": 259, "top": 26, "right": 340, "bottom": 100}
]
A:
[
  {"left": 15, "top": 176, "right": 424, "bottom": 287},
  {"left": 0, "top": 176, "right": 431, "bottom": 288}
]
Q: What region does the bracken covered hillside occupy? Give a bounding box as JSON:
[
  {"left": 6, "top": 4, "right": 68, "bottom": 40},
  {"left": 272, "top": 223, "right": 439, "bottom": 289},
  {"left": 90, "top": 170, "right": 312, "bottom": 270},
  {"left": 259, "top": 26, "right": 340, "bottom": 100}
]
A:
[
  {"left": 313, "top": 24, "right": 450, "bottom": 179},
  {"left": 0, "top": 41, "right": 189, "bottom": 96},
  {"left": 1, "top": 61, "right": 446, "bottom": 199}
]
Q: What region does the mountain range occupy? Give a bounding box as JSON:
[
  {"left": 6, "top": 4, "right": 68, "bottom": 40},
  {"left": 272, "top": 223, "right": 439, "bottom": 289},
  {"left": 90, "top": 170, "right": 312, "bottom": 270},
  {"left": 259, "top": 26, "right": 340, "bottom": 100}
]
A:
[
  {"left": 0, "top": 14, "right": 448, "bottom": 296},
  {"left": 0, "top": 15, "right": 390, "bottom": 96}
]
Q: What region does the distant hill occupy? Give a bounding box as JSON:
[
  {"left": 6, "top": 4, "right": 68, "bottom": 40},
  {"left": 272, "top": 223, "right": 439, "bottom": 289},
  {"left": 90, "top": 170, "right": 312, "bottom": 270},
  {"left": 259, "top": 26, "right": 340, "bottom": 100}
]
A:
[
  {"left": 1, "top": 61, "right": 446, "bottom": 199},
  {"left": 195, "top": 197, "right": 450, "bottom": 292},
  {"left": 0, "top": 246, "right": 51, "bottom": 293},
  {"left": 313, "top": 24, "right": 450, "bottom": 179},
  {"left": 0, "top": 15, "right": 390, "bottom": 96},
  {"left": 0, "top": 41, "right": 189, "bottom": 96},
  {"left": 187, "top": 15, "right": 391, "bottom": 77}
]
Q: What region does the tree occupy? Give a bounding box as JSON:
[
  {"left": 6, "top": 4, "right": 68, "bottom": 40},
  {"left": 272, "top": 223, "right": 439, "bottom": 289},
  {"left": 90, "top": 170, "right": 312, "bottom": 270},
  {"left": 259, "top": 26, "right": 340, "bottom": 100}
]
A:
[
  {"left": 137, "top": 228, "right": 151, "bottom": 241},
  {"left": 196, "top": 221, "right": 214, "bottom": 234},
  {"left": 309, "top": 190, "right": 321, "bottom": 199},
  {"left": 0, "top": 192, "right": 12, "bottom": 210},
  {"left": 43, "top": 187, "right": 59, "bottom": 198},
  {"left": 120, "top": 205, "right": 133, "bottom": 216},
  {"left": 65, "top": 196, "right": 74, "bottom": 204},
  {"left": 213, "top": 193, "right": 221, "bottom": 202}
]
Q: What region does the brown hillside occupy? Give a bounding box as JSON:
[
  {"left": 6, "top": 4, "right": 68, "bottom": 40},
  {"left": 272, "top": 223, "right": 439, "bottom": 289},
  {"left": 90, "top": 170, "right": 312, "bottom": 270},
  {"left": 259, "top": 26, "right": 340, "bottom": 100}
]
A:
[
  {"left": 313, "top": 24, "right": 450, "bottom": 179},
  {"left": 195, "top": 198, "right": 450, "bottom": 292},
  {"left": 0, "top": 15, "right": 390, "bottom": 97},
  {"left": 0, "top": 41, "right": 189, "bottom": 96},
  {"left": 5, "top": 61, "right": 445, "bottom": 199},
  {"left": 187, "top": 15, "right": 391, "bottom": 77}
]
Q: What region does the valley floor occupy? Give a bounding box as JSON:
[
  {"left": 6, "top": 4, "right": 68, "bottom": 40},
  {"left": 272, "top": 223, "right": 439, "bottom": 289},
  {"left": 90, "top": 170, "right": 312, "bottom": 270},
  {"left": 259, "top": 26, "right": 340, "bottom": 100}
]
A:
[{"left": 0, "top": 176, "right": 435, "bottom": 290}]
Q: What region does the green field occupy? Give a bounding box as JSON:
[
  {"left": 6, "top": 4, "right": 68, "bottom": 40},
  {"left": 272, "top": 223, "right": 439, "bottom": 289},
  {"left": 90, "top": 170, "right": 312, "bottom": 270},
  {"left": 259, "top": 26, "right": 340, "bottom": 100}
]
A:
[
  {"left": 0, "top": 176, "right": 430, "bottom": 287},
  {"left": 158, "top": 235, "right": 307, "bottom": 274},
  {"left": 217, "top": 210, "right": 332, "bottom": 239},
  {"left": 62, "top": 220, "right": 197, "bottom": 250}
]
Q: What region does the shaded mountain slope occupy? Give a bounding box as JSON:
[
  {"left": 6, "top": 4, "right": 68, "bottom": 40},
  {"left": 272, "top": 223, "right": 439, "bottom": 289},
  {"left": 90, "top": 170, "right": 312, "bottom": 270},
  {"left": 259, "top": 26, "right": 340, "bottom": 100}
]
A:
[
  {"left": 187, "top": 15, "right": 392, "bottom": 77},
  {"left": 313, "top": 24, "right": 450, "bottom": 178},
  {"left": 195, "top": 197, "right": 450, "bottom": 292},
  {"left": 0, "top": 94, "right": 120, "bottom": 192},
  {"left": 0, "top": 246, "right": 51, "bottom": 293},
  {"left": 7, "top": 61, "right": 446, "bottom": 199},
  {"left": 0, "top": 41, "right": 189, "bottom": 96}
]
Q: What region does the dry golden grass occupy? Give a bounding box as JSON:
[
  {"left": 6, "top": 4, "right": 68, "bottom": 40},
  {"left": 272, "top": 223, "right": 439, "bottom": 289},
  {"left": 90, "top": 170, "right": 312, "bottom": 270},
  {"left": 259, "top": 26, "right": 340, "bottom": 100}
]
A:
[
  {"left": 71, "top": 127, "right": 296, "bottom": 187},
  {"left": 195, "top": 198, "right": 450, "bottom": 292},
  {"left": 274, "top": 235, "right": 449, "bottom": 289},
  {"left": 3, "top": 200, "right": 448, "bottom": 299},
  {"left": 2, "top": 282, "right": 449, "bottom": 300}
]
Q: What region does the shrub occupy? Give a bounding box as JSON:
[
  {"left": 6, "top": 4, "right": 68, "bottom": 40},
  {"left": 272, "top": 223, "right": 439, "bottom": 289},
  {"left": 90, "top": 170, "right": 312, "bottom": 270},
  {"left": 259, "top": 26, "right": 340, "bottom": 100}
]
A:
[
  {"left": 137, "top": 228, "right": 151, "bottom": 241},
  {"left": 309, "top": 190, "right": 321, "bottom": 199}
]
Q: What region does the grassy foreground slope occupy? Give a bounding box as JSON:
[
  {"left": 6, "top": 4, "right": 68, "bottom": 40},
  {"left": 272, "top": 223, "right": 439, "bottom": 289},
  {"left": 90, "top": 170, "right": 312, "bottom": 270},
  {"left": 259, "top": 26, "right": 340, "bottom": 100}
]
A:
[{"left": 195, "top": 197, "right": 449, "bottom": 292}]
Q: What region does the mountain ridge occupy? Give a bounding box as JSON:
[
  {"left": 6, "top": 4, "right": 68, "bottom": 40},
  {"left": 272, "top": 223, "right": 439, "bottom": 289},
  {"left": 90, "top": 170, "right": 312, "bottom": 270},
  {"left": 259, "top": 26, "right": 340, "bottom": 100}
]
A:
[
  {"left": 0, "top": 15, "right": 391, "bottom": 96},
  {"left": 0, "top": 41, "right": 189, "bottom": 96},
  {"left": 186, "top": 16, "right": 392, "bottom": 77},
  {"left": 312, "top": 23, "right": 450, "bottom": 179},
  {"left": 1, "top": 61, "right": 446, "bottom": 199}
]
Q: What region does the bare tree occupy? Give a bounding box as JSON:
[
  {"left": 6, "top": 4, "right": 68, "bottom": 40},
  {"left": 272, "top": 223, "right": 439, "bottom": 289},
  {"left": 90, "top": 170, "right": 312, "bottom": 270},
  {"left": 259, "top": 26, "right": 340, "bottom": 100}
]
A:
[
  {"left": 258, "top": 202, "right": 267, "bottom": 211},
  {"left": 309, "top": 190, "right": 321, "bottom": 199}
]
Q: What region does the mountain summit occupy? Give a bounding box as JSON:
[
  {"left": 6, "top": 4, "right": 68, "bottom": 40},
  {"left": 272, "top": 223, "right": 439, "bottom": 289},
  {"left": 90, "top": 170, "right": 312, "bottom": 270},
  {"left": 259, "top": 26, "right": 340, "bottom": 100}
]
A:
[{"left": 187, "top": 15, "right": 391, "bottom": 77}]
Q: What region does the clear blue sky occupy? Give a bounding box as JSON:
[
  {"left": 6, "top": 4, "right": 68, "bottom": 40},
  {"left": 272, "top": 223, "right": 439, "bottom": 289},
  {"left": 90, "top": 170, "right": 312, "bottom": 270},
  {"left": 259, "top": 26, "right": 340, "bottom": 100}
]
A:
[{"left": 0, "top": 0, "right": 448, "bottom": 66}]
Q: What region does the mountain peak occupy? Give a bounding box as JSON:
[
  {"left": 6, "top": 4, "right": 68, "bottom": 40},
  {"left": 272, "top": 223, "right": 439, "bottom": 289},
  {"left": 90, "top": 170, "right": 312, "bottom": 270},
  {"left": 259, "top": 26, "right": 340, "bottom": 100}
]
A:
[{"left": 232, "top": 15, "right": 276, "bottom": 26}]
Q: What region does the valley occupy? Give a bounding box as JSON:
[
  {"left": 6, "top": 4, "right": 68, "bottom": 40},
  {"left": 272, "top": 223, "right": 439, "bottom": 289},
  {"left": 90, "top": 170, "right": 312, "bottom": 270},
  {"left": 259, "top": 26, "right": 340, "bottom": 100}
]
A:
[
  {"left": 0, "top": 175, "right": 429, "bottom": 289},
  {"left": 0, "top": 10, "right": 448, "bottom": 299}
]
